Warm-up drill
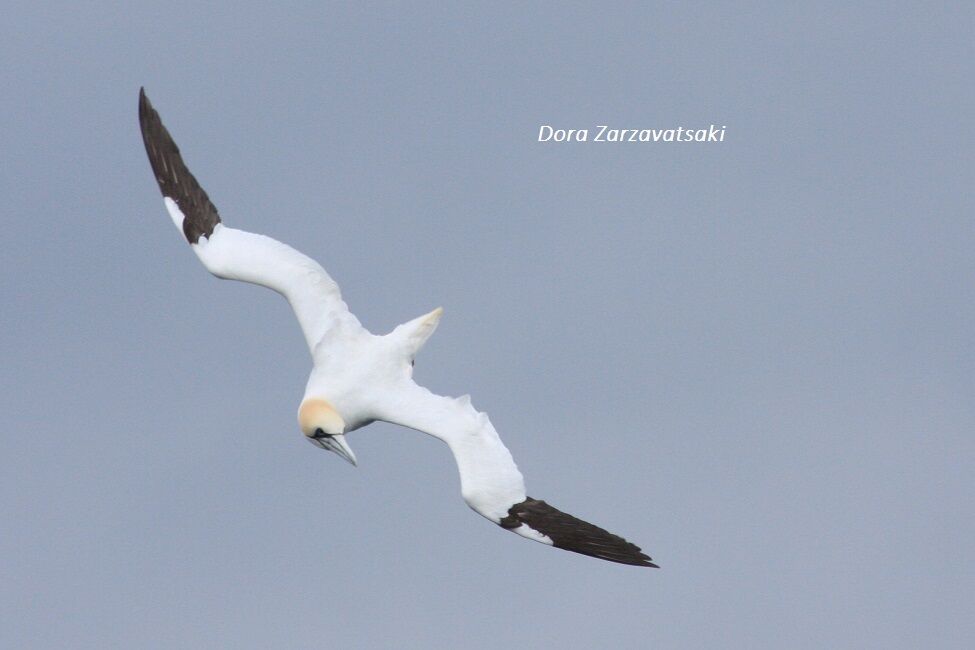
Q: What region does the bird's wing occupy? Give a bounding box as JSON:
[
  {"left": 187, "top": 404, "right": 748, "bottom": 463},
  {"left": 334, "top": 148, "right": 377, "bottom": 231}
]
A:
[
  {"left": 378, "top": 381, "right": 657, "bottom": 567},
  {"left": 138, "top": 88, "right": 361, "bottom": 354}
]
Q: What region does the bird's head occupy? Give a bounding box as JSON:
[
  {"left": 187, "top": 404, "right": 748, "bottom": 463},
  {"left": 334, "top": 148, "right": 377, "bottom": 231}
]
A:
[{"left": 298, "top": 398, "right": 357, "bottom": 466}]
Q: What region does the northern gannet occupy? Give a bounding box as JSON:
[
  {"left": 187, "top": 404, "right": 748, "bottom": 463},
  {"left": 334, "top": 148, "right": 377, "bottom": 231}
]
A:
[{"left": 138, "top": 88, "right": 657, "bottom": 568}]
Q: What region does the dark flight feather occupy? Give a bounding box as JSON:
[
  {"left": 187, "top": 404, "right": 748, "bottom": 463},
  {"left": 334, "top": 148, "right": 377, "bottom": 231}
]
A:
[
  {"left": 138, "top": 88, "right": 221, "bottom": 244},
  {"left": 500, "top": 497, "right": 658, "bottom": 567}
]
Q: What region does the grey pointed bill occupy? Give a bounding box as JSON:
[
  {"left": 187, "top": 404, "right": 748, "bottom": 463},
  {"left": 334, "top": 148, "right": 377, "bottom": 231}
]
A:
[{"left": 308, "top": 433, "right": 358, "bottom": 466}]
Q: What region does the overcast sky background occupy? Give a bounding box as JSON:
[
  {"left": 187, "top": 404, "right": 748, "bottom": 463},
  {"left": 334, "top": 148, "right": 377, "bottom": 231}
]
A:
[{"left": 2, "top": 3, "right": 972, "bottom": 648}]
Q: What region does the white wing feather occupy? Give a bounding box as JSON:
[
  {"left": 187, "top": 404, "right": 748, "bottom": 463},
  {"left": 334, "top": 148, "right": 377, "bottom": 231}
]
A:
[
  {"left": 377, "top": 380, "right": 527, "bottom": 522},
  {"left": 165, "top": 198, "right": 361, "bottom": 353}
]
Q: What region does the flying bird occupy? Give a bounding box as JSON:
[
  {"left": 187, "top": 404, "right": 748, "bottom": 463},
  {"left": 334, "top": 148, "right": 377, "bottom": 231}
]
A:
[{"left": 138, "top": 88, "right": 657, "bottom": 568}]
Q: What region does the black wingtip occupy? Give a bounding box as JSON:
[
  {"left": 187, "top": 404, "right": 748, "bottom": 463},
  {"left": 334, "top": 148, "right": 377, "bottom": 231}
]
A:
[
  {"left": 138, "top": 87, "right": 150, "bottom": 116},
  {"left": 501, "top": 497, "right": 658, "bottom": 568},
  {"left": 138, "top": 89, "right": 222, "bottom": 244},
  {"left": 138, "top": 87, "right": 148, "bottom": 122}
]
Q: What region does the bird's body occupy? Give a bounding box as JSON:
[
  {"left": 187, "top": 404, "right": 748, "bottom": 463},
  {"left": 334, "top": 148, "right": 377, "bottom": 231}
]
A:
[{"left": 139, "top": 88, "right": 657, "bottom": 567}]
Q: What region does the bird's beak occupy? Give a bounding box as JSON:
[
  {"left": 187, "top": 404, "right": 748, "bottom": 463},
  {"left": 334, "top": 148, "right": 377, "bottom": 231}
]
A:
[{"left": 310, "top": 433, "right": 358, "bottom": 466}]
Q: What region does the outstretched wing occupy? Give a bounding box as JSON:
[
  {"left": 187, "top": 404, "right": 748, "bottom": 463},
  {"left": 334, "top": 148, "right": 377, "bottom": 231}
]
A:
[
  {"left": 378, "top": 381, "right": 657, "bottom": 567},
  {"left": 138, "top": 88, "right": 361, "bottom": 354}
]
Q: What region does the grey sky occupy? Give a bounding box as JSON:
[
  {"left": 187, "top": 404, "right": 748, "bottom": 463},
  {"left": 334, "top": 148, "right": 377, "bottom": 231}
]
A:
[{"left": 2, "top": 3, "right": 972, "bottom": 648}]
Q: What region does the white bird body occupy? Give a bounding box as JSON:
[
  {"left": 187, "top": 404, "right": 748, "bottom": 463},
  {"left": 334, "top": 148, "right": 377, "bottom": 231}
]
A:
[{"left": 140, "top": 89, "right": 656, "bottom": 567}]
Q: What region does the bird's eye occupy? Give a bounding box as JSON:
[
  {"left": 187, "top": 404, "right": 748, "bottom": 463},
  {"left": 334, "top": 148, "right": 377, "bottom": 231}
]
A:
[{"left": 314, "top": 428, "right": 332, "bottom": 439}]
